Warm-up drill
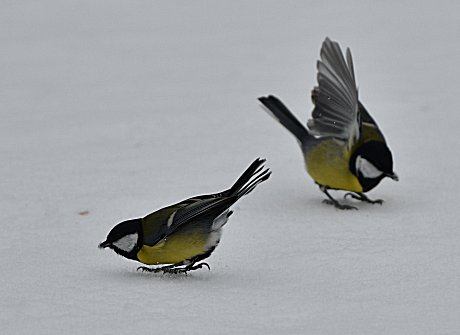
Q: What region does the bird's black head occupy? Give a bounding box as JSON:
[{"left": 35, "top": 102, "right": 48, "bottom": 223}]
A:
[
  {"left": 350, "top": 141, "right": 398, "bottom": 192},
  {"left": 99, "top": 218, "right": 143, "bottom": 260}
]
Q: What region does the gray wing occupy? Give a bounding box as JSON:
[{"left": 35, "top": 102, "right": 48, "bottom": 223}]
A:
[
  {"left": 170, "top": 196, "right": 234, "bottom": 230},
  {"left": 307, "top": 38, "right": 360, "bottom": 149},
  {"left": 142, "top": 158, "right": 270, "bottom": 247},
  {"left": 142, "top": 196, "right": 234, "bottom": 247}
]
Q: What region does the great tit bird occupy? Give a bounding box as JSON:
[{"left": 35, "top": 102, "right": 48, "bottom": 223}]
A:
[
  {"left": 99, "top": 158, "right": 270, "bottom": 274},
  {"left": 259, "top": 38, "right": 398, "bottom": 210}
]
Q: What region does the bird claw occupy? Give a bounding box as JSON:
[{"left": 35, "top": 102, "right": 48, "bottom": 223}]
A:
[
  {"left": 344, "top": 192, "right": 358, "bottom": 200},
  {"left": 137, "top": 263, "right": 211, "bottom": 275},
  {"left": 322, "top": 199, "right": 357, "bottom": 210},
  {"left": 194, "top": 262, "right": 211, "bottom": 271},
  {"left": 137, "top": 266, "right": 162, "bottom": 273},
  {"left": 163, "top": 263, "right": 211, "bottom": 275},
  {"left": 344, "top": 192, "right": 384, "bottom": 205},
  {"left": 320, "top": 185, "right": 357, "bottom": 210},
  {"left": 162, "top": 267, "right": 186, "bottom": 275}
]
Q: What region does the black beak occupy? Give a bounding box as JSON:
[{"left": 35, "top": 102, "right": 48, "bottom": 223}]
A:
[
  {"left": 98, "top": 240, "right": 111, "bottom": 249},
  {"left": 386, "top": 172, "right": 399, "bottom": 181}
]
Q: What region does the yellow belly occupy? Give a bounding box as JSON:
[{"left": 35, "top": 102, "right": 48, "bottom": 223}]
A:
[
  {"left": 305, "top": 139, "right": 363, "bottom": 192},
  {"left": 137, "top": 230, "right": 212, "bottom": 265}
]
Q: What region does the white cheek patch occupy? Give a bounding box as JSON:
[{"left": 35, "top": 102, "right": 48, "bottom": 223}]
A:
[
  {"left": 356, "top": 155, "right": 383, "bottom": 179},
  {"left": 112, "top": 233, "right": 138, "bottom": 252}
]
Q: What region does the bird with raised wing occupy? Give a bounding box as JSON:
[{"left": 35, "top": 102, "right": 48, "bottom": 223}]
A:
[{"left": 259, "top": 38, "right": 397, "bottom": 209}]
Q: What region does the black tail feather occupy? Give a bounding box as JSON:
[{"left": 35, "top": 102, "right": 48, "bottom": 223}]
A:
[
  {"left": 227, "top": 158, "right": 271, "bottom": 198},
  {"left": 258, "top": 95, "right": 311, "bottom": 144},
  {"left": 227, "top": 158, "right": 265, "bottom": 195}
]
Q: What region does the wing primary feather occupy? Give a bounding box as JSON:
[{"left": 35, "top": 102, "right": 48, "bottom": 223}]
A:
[
  {"left": 346, "top": 48, "right": 355, "bottom": 83},
  {"left": 308, "top": 37, "right": 360, "bottom": 143}
]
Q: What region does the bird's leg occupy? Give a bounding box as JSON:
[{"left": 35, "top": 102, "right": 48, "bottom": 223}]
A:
[
  {"left": 344, "top": 192, "right": 383, "bottom": 205},
  {"left": 162, "top": 262, "right": 211, "bottom": 275},
  {"left": 137, "top": 263, "right": 177, "bottom": 273},
  {"left": 319, "top": 185, "right": 357, "bottom": 210}
]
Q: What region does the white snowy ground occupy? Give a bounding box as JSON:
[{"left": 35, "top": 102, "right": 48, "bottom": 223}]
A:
[{"left": 2, "top": 1, "right": 460, "bottom": 334}]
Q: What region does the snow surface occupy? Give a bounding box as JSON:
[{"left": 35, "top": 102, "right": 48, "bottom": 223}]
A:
[{"left": 2, "top": 1, "right": 460, "bottom": 334}]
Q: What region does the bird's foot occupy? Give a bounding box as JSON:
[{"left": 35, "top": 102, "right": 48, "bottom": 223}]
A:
[
  {"left": 162, "top": 263, "right": 211, "bottom": 275},
  {"left": 322, "top": 199, "right": 357, "bottom": 210},
  {"left": 137, "top": 266, "right": 163, "bottom": 273},
  {"left": 190, "top": 262, "right": 211, "bottom": 271},
  {"left": 319, "top": 185, "right": 357, "bottom": 210},
  {"left": 344, "top": 192, "right": 383, "bottom": 205},
  {"left": 138, "top": 263, "right": 210, "bottom": 275}
]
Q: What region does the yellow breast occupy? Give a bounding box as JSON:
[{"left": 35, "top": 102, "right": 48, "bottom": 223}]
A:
[
  {"left": 137, "top": 230, "right": 212, "bottom": 265},
  {"left": 305, "top": 139, "right": 363, "bottom": 192}
]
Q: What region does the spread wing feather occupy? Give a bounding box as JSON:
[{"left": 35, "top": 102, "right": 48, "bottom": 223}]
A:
[{"left": 308, "top": 38, "right": 360, "bottom": 148}]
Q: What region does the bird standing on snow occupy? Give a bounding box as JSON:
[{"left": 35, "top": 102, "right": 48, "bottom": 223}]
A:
[
  {"left": 259, "top": 38, "right": 398, "bottom": 210},
  {"left": 99, "top": 158, "right": 270, "bottom": 274}
]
